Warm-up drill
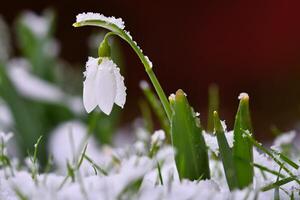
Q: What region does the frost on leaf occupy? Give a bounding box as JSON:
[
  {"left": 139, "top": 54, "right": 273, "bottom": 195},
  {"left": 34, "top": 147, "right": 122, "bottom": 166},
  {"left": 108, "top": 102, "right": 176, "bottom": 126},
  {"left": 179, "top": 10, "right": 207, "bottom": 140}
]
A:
[{"left": 76, "top": 12, "right": 125, "bottom": 30}]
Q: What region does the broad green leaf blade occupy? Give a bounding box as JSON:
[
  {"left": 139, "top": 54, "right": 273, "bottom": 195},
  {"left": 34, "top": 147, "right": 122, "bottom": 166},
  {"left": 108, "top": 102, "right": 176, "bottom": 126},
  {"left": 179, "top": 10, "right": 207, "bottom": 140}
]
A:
[
  {"left": 207, "top": 84, "right": 219, "bottom": 133},
  {"left": 171, "top": 89, "right": 210, "bottom": 180},
  {"left": 213, "top": 111, "right": 238, "bottom": 190},
  {"left": 232, "top": 93, "right": 253, "bottom": 188}
]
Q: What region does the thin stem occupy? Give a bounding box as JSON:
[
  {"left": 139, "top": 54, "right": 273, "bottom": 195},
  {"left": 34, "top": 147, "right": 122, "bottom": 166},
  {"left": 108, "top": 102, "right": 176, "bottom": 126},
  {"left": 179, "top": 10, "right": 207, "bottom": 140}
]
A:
[
  {"left": 243, "top": 131, "right": 300, "bottom": 185},
  {"left": 73, "top": 21, "right": 172, "bottom": 121}
]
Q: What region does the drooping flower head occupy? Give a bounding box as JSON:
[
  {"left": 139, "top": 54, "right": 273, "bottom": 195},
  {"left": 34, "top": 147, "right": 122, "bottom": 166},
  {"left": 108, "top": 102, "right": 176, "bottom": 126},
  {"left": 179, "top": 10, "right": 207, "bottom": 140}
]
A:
[{"left": 83, "top": 57, "right": 126, "bottom": 115}]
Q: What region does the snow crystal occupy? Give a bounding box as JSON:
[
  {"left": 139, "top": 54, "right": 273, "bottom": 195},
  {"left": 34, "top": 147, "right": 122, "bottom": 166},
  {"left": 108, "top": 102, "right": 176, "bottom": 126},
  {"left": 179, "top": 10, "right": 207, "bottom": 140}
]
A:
[
  {"left": 220, "top": 120, "right": 227, "bottom": 132},
  {"left": 139, "top": 80, "right": 150, "bottom": 90},
  {"left": 76, "top": 12, "right": 125, "bottom": 30},
  {"left": 168, "top": 93, "right": 175, "bottom": 101},
  {"left": 238, "top": 92, "right": 249, "bottom": 100},
  {"left": 145, "top": 56, "right": 153, "bottom": 68}
]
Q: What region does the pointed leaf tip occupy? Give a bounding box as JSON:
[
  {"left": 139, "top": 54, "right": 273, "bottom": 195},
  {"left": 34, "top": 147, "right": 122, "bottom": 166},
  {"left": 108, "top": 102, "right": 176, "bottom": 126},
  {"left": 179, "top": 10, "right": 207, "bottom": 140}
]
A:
[
  {"left": 175, "top": 89, "right": 185, "bottom": 97},
  {"left": 238, "top": 92, "right": 249, "bottom": 101},
  {"left": 72, "top": 22, "right": 80, "bottom": 27}
]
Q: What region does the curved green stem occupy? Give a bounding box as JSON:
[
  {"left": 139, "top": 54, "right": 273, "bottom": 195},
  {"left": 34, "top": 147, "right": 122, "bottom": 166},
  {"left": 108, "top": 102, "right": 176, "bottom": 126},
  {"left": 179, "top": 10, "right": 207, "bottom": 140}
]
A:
[{"left": 73, "top": 20, "right": 172, "bottom": 121}]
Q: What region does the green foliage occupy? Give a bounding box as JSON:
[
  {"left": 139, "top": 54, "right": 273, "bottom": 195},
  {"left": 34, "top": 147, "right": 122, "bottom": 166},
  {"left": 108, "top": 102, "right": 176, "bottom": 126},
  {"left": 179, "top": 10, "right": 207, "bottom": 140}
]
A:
[
  {"left": 213, "top": 111, "right": 238, "bottom": 190},
  {"left": 207, "top": 84, "right": 219, "bottom": 133},
  {"left": 140, "top": 81, "right": 170, "bottom": 136},
  {"left": 232, "top": 94, "right": 254, "bottom": 189},
  {"left": 16, "top": 10, "right": 57, "bottom": 82},
  {"left": 170, "top": 89, "right": 210, "bottom": 181}
]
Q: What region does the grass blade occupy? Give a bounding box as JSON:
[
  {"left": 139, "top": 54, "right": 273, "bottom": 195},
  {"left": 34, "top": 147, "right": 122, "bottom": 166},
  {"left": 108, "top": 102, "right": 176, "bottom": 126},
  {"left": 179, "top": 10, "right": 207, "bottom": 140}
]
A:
[
  {"left": 243, "top": 130, "right": 300, "bottom": 185},
  {"left": 213, "top": 111, "right": 238, "bottom": 190},
  {"left": 232, "top": 93, "right": 253, "bottom": 188},
  {"left": 170, "top": 89, "right": 210, "bottom": 180},
  {"left": 140, "top": 81, "right": 169, "bottom": 135},
  {"left": 261, "top": 177, "right": 295, "bottom": 192},
  {"left": 207, "top": 84, "right": 219, "bottom": 133}
]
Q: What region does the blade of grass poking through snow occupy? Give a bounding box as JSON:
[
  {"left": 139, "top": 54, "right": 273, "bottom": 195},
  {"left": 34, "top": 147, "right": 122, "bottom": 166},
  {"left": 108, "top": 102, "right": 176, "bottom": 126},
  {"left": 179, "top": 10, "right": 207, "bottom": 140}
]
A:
[
  {"left": 73, "top": 14, "right": 172, "bottom": 121},
  {"left": 232, "top": 93, "right": 253, "bottom": 188},
  {"left": 272, "top": 150, "right": 299, "bottom": 170},
  {"left": 253, "top": 163, "right": 286, "bottom": 179},
  {"left": 261, "top": 177, "right": 295, "bottom": 192},
  {"left": 170, "top": 89, "right": 210, "bottom": 180},
  {"left": 243, "top": 130, "right": 300, "bottom": 186},
  {"left": 213, "top": 111, "right": 238, "bottom": 190},
  {"left": 140, "top": 81, "right": 169, "bottom": 135},
  {"left": 274, "top": 166, "right": 282, "bottom": 200},
  {"left": 207, "top": 84, "right": 219, "bottom": 132},
  {"left": 139, "top": 99, "right": 153, "bottom": 133},
  {"left": 84, "top": 154, "right": 108, "bottom": 176},
  {"left": 157, "top": 161, "right": 164, "bottom": 185}
]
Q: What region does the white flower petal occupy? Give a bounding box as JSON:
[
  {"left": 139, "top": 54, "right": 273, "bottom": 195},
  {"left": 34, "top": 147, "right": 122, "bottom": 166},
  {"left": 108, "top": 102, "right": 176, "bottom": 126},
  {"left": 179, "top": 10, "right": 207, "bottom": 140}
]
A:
[
  {"left": 95, "top": 60, "right": 117, "bottom": 115},
  {"left": 113, "top": 66, "right": 126, "bottom": 108},
  {"left": 83, "top": 58, "right": 98, "bottom": 113}
]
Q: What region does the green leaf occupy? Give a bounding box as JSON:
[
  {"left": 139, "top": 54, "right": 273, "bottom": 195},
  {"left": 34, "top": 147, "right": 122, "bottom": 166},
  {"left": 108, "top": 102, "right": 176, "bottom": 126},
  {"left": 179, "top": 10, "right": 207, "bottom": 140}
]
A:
[
  {"left": 213, "top": 111, "right": 238, "bottom": 190},
  {"left": 170, "top": 89, "right": 210, "bottom": 180},
  {"left": 207, "top": 84, "right": 219, "bottom": 133},
  {"left": 0, "top": 65, "right": 42, "bottom": 157},
  {"left": 232, "top": 93, "right": 253, "bottom": 189},
  {"left": 140, "top": 81, "right": 170, "bottom": 136},
  {"left": 16, "top": 10, "right": 56, "bottom": 82},
  {"left": 261, "top": 177, "right": 295, "bottom": 192}
]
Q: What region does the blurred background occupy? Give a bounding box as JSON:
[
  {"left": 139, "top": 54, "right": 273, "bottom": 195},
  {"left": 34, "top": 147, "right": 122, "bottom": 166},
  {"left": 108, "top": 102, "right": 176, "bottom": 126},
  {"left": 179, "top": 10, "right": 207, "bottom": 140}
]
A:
[{"left": 1, "top": 0, "right": 300, "bottom": 151}]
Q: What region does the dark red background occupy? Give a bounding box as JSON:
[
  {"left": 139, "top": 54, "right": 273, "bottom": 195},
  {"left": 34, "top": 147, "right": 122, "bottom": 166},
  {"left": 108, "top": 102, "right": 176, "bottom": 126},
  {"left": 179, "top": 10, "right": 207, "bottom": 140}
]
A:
[{"left": 1, "top": 0, "right": 300, "bottom": 139}]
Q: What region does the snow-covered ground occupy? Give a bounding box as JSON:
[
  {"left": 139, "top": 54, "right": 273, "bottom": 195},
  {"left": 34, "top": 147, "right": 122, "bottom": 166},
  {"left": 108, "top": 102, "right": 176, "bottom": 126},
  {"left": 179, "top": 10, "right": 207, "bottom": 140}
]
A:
[{"left": 0, "top": 125, "right": 298, "bottom": 200}]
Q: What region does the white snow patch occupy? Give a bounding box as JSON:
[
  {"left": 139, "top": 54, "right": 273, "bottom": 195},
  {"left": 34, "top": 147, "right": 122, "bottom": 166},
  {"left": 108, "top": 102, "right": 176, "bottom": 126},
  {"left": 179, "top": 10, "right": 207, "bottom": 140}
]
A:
[
  {"left": 139, "top": 80, "right": 149, "bottom": 90},
  {"left": 272, "top": 131, "right": 296, "bottom": 150},
  {"left": 238, "top": 92, "right": 249, "bottom": 100},
  {"left": 76, "top": 12, "right": 125, "bottom": 29}
]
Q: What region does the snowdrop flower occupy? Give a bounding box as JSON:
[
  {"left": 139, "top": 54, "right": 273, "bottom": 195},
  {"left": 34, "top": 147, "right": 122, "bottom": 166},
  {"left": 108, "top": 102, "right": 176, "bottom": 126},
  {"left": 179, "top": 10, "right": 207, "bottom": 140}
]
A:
[
  {"left": 151, "top": 130, "right": 165, "bottom": 147},
  {"left": 0, "top": 132, "right": 13, "bottom": 144},
  {"left": 83, "top": 57, "right": 126, "bottom": 115}
]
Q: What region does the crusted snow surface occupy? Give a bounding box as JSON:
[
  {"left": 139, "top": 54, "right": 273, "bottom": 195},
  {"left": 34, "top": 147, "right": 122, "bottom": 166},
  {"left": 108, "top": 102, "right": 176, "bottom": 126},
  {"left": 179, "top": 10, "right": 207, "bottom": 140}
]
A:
[
  {"left": 76, "top": 12, "right": 125, "bottom": 29},
  {"left": 272, "top": 130, "right": 296, "bottom": 151},
  {"left": 0, "top": 130, "right": 299, "bottom": 199}
]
